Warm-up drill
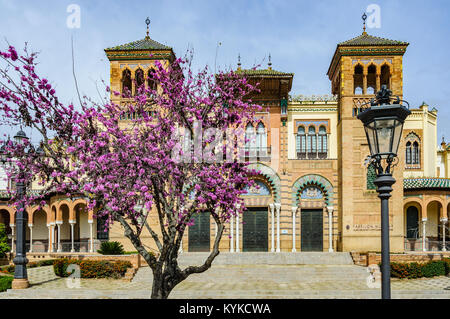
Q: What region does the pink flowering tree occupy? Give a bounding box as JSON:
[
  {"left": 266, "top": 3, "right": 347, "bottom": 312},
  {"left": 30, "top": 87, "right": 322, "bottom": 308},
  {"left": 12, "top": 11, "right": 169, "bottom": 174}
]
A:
[{"left": 0, "top": 45, "right": 261, "bottom": 298}]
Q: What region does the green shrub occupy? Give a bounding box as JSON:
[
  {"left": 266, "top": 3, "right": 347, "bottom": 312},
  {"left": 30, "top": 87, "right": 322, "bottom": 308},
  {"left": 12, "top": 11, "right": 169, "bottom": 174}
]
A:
[
  {"left": 0, "top": 264, "right": 15, "bottom": 275},
  {"left": 422, "top": 260, "right": 446, "bottom": 278},
  {"left": 443, "top": 258, "right": 450, "bottom": 275},
  {"left": 53, "top": 258, "right": 132, "bottom": 279},
  {"left": 0, "top": 276, "right": 13, "bottom": 292},
  {"left": 97, "top": 241, "right": 125, "bottom": 255},
  {"left": 390, "top": 260, "right": 447, "bottom": 279},
  {"left": 0, "top": 223, "right": 11, "bottom": 258}
]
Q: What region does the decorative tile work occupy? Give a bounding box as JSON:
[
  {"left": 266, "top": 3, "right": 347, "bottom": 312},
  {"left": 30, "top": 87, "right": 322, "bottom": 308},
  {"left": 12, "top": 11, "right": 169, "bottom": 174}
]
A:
[
  {"left": 403, "top": 178, "right": 450, "bottom": 190},
  {"left": 292, "top": 174, "right": 334, "bottom": 206}
]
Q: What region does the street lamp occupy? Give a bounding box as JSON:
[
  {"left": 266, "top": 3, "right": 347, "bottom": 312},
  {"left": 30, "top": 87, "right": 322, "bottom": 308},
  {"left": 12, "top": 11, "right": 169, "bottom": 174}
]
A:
[
  {"left": 357, "top": 85, "right": 411, "bottom": 299},
  {"left": 1, "top": 130, "right": 31, "bottom": 289}
]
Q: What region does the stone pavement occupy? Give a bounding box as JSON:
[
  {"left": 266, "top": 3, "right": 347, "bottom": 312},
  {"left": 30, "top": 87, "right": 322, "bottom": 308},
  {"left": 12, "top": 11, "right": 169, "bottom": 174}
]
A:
[{"left": 0, "top": 263, "right": 449, "bottom": 299}]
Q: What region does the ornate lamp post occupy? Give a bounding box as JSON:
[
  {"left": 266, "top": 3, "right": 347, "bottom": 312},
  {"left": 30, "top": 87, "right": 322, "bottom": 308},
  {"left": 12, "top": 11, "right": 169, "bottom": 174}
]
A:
[
  {"left": 357, "top": 85, "right": 410, "bottom": 299},
  {"left": 1, "top": 130, "right": 31, "bottom": 289}
]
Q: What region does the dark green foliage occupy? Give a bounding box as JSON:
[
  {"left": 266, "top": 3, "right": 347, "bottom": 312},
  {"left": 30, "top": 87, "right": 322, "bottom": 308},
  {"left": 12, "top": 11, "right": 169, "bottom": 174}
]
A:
[
  {"left": 53, "top": 258, "right": 132, "bottom": 279},
  {"left": 97, "top": 241, "right": 125, "bottom": 255},
  {"left": 0, "top": 223, "right": 10, "bottom": 258},
  {"left": 0, "top": 276, "right": 13, "bottom": 292},
  {"left": 421, "top": 260, "right": 446, "bottom": 278},
  {"left": 390, "top": 260, "right": 449, "bottom": 279}
]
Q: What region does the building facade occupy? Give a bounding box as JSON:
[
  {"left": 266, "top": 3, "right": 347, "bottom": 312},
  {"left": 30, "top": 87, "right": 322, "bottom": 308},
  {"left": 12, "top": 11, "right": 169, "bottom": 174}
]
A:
[{"left": 0, "top": 26, "right": 449, "bottom": 255}]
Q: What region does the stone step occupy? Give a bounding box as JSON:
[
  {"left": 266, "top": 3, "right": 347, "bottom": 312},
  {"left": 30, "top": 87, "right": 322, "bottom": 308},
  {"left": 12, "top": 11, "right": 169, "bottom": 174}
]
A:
[{"left": 177, "top": 252, "right": 354, "bottom": 265}]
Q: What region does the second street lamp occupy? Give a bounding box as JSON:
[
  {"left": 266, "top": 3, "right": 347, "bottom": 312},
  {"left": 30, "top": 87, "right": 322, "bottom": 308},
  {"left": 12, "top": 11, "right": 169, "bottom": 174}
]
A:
[{"left": 357, "top": 85, "right": 411, "bottom": 299}]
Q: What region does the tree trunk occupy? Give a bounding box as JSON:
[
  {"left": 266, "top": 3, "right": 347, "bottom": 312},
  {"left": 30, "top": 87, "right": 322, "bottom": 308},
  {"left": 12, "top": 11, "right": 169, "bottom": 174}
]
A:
[{"left": 151, "top": 275, "right": 171, "bottom": 299}]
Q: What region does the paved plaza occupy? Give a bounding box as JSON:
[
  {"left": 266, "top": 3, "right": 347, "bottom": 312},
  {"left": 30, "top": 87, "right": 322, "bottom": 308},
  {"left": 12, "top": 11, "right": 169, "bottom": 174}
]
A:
[{"left": 1, "top": 261, "right": 450, "bottom": 299}]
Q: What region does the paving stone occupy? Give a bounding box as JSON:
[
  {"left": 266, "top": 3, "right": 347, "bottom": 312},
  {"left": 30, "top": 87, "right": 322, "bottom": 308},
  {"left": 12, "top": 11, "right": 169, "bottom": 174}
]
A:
[{"left": 0, "top": 263, "right": 449, "bottom": 299}]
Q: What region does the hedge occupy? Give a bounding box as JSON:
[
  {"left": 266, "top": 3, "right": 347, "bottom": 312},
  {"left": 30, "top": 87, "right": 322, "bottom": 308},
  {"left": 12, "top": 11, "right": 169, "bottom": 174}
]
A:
[
  {"left": 389, "top": 258, "right": 450, "bottom": 279},
  {"left": 53, "top": 258, "right": 132, "bottom": 279},
  {"left": 0, "top": 276, "right": 13, "bottom": 292},
  {"left": 0, "top": 259, "right": 56, "bottom": 275}
]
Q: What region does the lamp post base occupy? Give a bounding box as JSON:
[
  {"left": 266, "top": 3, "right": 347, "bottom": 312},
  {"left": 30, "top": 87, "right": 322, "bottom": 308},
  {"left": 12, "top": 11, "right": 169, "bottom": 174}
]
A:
[
  {"left": 374, "top": 173, "right": 396, "bottom": 300},
  {"left": 12, "top": 278, "right": 29, "bottom": 289}
]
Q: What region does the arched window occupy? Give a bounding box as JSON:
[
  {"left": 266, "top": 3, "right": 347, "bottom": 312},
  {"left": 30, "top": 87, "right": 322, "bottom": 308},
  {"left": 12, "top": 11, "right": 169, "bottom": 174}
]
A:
[
  {"left": 307, "top": 126, "right": 316, "bottom": 157},
  {"left": 147, "top": 68, "right": 157, "bottom": 91},
  {"left": 135, "top": 68, "right": 144, "bottom": 96},
  {"left": 354, "top": 64, "right": 363, "bottom": 95},
  {"left": 380, "top": 65, "right": 390, "bottom": 89},
  {"left": 367, "top": 163, "right": 377, "bottom": 190},
  {"left": 296, "top": 126, "right": 306, "bottom": 159},
  {"left": 318, "top": 126, "right": 327, "bottom": 158},
  {"left": 405, "top": 133, "right": 420, "bottom": 168},
  {"left": 367, "top": 64, "right": 376, "bottom": 95},
  {"left": 412, "top": 141, "right": 419, "bottom": 164},
  {"left": 256, "top": 122, "right": 267, "bottom": 153},
  {"left": 122, "top": 69, "right": 132, "bottom": 96},
  {"left": 406, "top": 141, "right": 412, "bottom": 164},
  {"left": 406, "top": 206, "right": 419, "bottom": 239},
  {"left": 245, "top": 123, "right": 256, "bottom": 152}
]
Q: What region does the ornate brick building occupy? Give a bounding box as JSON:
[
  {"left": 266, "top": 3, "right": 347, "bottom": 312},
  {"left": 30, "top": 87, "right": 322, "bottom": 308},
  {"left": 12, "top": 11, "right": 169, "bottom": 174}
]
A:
[{"left": 0, "top": 24, "right": 449, "bottom": 255}]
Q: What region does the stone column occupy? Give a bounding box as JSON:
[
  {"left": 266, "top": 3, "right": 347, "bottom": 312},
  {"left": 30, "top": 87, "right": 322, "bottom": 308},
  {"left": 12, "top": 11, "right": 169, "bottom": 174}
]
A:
[
  {"left": 10, "top": 224, "right": 15, "bottom": 253},
  {"left": 50, "top": 222, "right": 55, "bottom": 252},
  {"left": 69, "top": 220, "right": 75, "bottom": 252},
  {"left": 422, "top": 218, "right": 427, "bottom": 252},
  {"left": 275, "top": 203, "right": 281, "bottom": 252},
  {"left": 28, "top": 224, "right": 33, "bottom": 253},
  {"left": 291, "top": 207, "right": 297, "bottom": 252},
  {"left": 327, "top": 206, "right": 334, "bottom": 252},
  {"left": 441, "top": 218, "right": 448, "bottom": 252},
  {"left": 47, "top": 224, "right": 51, "bottom": 252},
  {"left": 363, "top": 71, "right": 367, "bottom": 95},
  {"left": 376, "top": 74, "right": 381, "bottom": 92},
  {"left": 235, "top": 212, "right": 240, "bottom": 253},
  {"left": 88, "top": 220, "right": 94, "bottom": 253},
  {"left": 269, "top": 204, "right": 275, "bottom": 252},
  {"left": 56, "top": 222, "right": 62, "bottom": 252},
  {"left": 230, "top": 215, "right": 234, "bottom": 252}
]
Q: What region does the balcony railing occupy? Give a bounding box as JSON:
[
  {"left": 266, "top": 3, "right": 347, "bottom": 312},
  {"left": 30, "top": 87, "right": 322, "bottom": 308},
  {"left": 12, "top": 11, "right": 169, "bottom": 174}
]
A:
[
  {"left": 244, "top": 147, "right": 271, "bottom": 162},
  {"left": 296, "top": 151, "right": 328, "bottom": 160}
]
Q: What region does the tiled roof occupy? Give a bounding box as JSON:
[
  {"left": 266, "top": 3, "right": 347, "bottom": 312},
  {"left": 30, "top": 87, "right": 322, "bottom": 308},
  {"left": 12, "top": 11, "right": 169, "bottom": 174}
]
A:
[
  {"left": 235, "top": 68, "right": 294, "bottom": 77},
  {"left": 105, "top": 36, "right": 172, "bottom": 51},
  {"left": 403, "top": 178, "right": 450, "bottom": 190},
  {"left": 339, "top": 32, "right": 409, "bottom": 46}
]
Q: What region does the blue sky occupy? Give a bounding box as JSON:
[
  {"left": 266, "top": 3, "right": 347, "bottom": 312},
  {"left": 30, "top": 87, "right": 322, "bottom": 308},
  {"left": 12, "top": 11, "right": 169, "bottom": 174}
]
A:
[{"left": 0, "top": 0, "right": 449, "bottom": 143}]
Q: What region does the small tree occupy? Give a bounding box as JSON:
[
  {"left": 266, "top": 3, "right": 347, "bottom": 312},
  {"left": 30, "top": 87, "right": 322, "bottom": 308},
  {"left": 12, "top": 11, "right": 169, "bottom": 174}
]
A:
[
  {"left": 0, "top": 45, "right": 260, "bottom": 298},
  {"left": 0, "top": 224, "right": 10, "bottom": 258}
]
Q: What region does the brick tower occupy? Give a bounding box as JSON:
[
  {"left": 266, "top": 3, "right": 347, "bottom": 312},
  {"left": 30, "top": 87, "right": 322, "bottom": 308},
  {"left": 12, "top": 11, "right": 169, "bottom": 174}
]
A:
[
  {"left": 104, "top": 18, "right": 175, "bottom": 106},
  {"left": 327, "top": 24, "right": 409, "bottom": 252}
]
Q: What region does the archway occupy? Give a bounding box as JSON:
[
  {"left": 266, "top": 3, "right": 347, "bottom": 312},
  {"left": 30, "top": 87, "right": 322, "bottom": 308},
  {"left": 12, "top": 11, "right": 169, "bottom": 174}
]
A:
[
  {"left": 0, "top": 209, "right": 11, "bottom": 236},
  {"left": 74, "top": 202, "right": 90, "bottom": 252},
  {"left": 32, "top": 209, "right": 48, "bottom": 252},
  {"left": 242, "top": 179, "right": 271, "bottom": 252},
  {"left": 292, "top": 175, "right": 334, "bottom": 252},
  {"left": 426, "top": 200, "right": 442, "bottom": 251}
]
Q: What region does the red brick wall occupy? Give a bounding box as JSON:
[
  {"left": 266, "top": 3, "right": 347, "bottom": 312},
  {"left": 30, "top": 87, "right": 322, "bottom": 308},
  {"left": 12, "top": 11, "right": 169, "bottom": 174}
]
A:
[{"left": 351, "top": 251, "right": 450, "bottom": 266}]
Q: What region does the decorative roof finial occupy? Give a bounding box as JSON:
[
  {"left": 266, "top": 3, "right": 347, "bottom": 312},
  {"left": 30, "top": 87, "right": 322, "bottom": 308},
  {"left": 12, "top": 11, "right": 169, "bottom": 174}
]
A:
[
  {"left": 268, "top": 53, "right": 272, "bottom": 70},
  {"left": 145, "top": 17, "right": 151, "bottom": 38},
  {"left": 237, "top": 53, "right": 241, "bottom": 70},
  {"left": 362, "top": 13, "right": 367, "bottom": 34}
]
